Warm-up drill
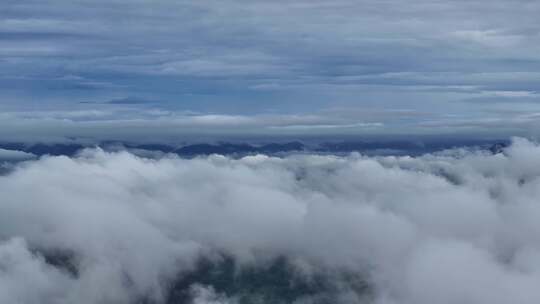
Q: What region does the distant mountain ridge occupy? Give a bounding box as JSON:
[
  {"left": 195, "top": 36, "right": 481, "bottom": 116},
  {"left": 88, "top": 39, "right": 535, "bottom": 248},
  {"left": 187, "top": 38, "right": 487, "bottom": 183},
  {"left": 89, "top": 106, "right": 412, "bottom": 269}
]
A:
[{"left": 0, "top": 140, "right": 510, "bottom": 158}]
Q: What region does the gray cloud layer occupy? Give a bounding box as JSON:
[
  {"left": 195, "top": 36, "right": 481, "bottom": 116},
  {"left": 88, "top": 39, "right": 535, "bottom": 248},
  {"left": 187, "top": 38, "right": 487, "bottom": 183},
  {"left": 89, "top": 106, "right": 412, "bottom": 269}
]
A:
[
  {"left": 1, "top": 107, "right": 539, "bottom": 143},
  {"left": 2, "top": 138, "right": 540, "bottom": 303},
  {"left": 0, "top": 148, "right": 36, "bottom": 161},
  {"left": 2, "top": 0, "right": 540, "bottom": 133}
]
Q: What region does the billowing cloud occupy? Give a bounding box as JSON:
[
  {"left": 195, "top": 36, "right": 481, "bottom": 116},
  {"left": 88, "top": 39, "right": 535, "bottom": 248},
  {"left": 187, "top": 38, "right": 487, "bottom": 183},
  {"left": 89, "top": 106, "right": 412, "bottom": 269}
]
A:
[{"left": 2, "top": 138, "right": 540, "bottom": 303}]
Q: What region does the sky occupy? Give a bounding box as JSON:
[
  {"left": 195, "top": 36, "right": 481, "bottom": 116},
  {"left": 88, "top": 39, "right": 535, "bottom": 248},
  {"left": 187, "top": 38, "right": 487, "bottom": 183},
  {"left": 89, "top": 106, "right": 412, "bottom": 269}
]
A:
[
  {"left": 2, "top": 0, "right": 540, "bottom": 141},
  {"left": 5, "top": 3, "right": 540, "bottom": 302}
]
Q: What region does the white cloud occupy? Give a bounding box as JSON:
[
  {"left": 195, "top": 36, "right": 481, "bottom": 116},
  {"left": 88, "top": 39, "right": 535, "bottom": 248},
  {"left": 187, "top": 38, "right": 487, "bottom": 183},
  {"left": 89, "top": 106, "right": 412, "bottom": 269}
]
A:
[
  {"left": 2, "top": 139, "right": 540, "bottom": 302},
  {"left": 0, "top": 238, "right": 75, "bottom": 304}
]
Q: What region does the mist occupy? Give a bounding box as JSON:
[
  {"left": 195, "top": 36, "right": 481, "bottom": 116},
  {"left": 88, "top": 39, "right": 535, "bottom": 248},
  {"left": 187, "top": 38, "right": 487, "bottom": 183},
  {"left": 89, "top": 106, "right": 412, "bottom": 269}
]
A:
[{"left": 2, "top": 138, "right": 540, "bottom": 303}]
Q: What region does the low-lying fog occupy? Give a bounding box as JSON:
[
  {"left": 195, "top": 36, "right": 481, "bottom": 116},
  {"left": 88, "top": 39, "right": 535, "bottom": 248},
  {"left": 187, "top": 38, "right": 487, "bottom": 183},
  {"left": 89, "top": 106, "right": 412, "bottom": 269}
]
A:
[{"left": 1, "top": 138, "right": 540, "bottom": 303}]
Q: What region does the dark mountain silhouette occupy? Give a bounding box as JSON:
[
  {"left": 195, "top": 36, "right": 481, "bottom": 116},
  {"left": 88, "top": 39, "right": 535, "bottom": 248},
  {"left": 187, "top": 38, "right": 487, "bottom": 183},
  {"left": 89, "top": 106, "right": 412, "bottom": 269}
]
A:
[{"left": 0, "top": 139, "right": 510, "bottom": 158}]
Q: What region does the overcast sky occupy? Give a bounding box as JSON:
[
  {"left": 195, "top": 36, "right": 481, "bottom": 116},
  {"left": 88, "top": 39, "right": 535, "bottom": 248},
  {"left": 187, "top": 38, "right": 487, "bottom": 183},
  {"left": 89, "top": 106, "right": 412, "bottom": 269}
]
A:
[{"left": 2, "top": 0, "right": 540, "bottom": 141}]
